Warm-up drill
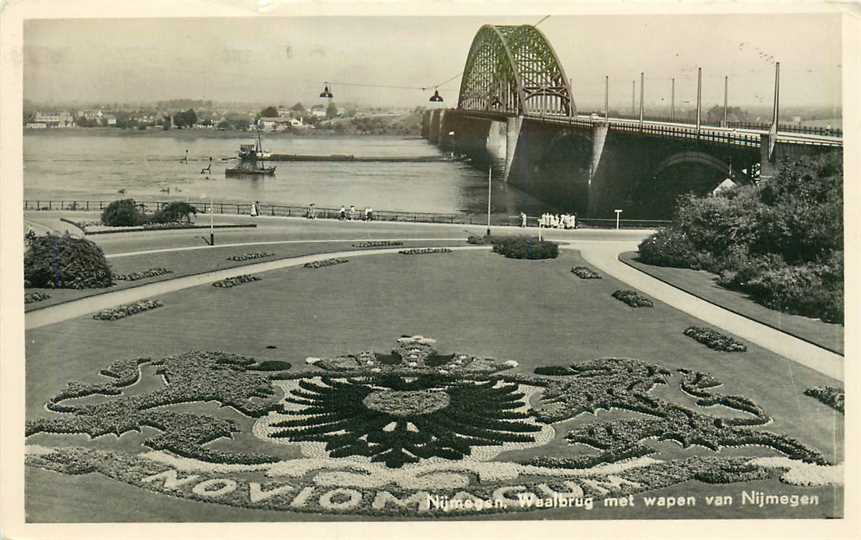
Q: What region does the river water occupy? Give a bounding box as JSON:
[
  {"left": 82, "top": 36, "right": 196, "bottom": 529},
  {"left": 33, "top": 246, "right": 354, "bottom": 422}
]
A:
[{"left": 23, "top": 131, "right": 547, "bottom": 216}]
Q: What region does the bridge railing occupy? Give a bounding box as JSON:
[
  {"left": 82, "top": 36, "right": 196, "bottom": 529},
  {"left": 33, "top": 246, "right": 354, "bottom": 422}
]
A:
[{"left": 608, "top": 114, "right": 842, "bottom": 137}]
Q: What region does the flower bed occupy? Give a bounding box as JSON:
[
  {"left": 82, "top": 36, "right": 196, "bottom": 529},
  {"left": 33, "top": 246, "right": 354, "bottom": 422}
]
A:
[
  {"left": 611, "top": 289, "right": 654, "bottom": 307},
  {"left": 212, "top": 274, "right": 261, "bottom": 288},
  {"left": 683, "top": 326, "right": 747, "bottom": 352},
  {"left": 92, "top": 299, "right": 163, "bottom": 320},
  {"left": 571, "top": 266, "right": 601, "bottom": 279},
  {"left": 804, "top": 386, "right": 844, "bottom": 413},
  {"left": 398, "top": 248, "right": 453, "bottom": 255},
  {"left": 226, "top": 252, "right": 275, "bottom": 262},
  {"left": 25, "top": 291, "right": 51, "bottom": 304},
  {"left": 352, "top": 241, "right": 403, "bottom": 248},
  {"left": 304, "top": 258, "right": 349, "bottom": 269},
  {"left": 113, "top": 267, "right": 173, "bottom": 281}
]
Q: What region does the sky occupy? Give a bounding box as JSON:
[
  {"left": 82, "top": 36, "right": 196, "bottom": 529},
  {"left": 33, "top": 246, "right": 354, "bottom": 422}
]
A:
[{"left": 23, "top": 14, "right": 842, "bottom": 112}]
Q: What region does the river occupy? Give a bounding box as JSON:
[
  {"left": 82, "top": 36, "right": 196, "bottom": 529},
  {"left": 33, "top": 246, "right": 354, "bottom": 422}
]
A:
[{"left": 23, "top": 131, "right": 548, "bottom": 216}]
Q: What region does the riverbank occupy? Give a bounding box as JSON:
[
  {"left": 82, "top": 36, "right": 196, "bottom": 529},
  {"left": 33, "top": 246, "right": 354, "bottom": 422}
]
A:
[{"left": 23, "top": 127, "right": 422, "bottom": 138}]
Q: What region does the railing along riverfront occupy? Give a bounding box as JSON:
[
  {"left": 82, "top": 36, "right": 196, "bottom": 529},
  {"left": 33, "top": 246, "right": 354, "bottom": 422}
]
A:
[{"left": 23, "top": 200, "right": 672, "bottom": 230}]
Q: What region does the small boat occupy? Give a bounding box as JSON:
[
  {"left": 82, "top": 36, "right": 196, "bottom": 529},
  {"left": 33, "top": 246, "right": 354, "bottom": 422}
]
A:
[{"left": 226, "top": 129, "right": 276, "bottom": 176}]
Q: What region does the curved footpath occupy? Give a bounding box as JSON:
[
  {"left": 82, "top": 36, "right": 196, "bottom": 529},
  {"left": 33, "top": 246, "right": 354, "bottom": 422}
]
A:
[
  {"left": 24, "top": 236, "right": 842, "bottom": 381},
  {"left": 571, "top": 241, "right": 843, "bottom": 381}
]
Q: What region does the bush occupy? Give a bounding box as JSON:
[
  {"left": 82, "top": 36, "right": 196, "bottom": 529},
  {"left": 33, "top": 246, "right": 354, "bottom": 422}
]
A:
[
  {"left": 612, "top": 289, "right": 654, "bottom": 308},
  {"left": 491, "top": 237, "right": 558, "bottom": 260},
  {"left": 101, "top": 199, "right": 145, "bottom": 227},
  {"left": 636, "top": 153, "right": 843, "bottom": 324},
  {"left": 637, "top": 228, "right": 696, "bottom": 268},
  {"left": 151, "top": 202, "right": 197, "bottom": 224},
  {"left": 24, "top": 233, "right": 113, "bottom": 289}
]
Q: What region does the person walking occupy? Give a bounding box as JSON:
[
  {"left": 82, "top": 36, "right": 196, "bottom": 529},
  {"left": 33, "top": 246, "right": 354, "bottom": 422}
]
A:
[
  {"left": 339, "top": 205, "right": 346, "bottom": 220},
  {"left": 250, "top": 200, "right": 259, "bottom": 217},
  {"left": 520, "top": 212, "right": 527, "bottom": 227}
]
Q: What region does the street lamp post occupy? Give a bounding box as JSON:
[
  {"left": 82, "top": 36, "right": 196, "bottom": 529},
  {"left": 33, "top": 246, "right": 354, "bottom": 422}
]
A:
[
  {"left": 486, "top": 167, "right": 492, "bottom": 237},
  {"left": 210, "top": 197, "right": 215, "bottom": 246}
]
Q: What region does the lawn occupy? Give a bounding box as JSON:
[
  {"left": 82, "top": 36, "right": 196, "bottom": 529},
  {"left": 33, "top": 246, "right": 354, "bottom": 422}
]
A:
[
  {"left": 619, "top": 251, "right": 844, "bottom": 354},
  {"left": 24, "top": 249, "right": 843, "bottom": 521}
]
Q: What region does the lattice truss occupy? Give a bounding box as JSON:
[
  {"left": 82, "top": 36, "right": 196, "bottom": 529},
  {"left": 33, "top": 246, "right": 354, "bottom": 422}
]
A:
[{"left": 458, "top": 25, "right": 575, "bottom": 116}]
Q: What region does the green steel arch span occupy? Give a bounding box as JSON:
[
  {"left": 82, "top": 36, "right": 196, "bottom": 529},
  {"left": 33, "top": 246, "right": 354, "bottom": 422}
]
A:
[{"left": 457, "top": 24, "right": 575, "bottom": 117}]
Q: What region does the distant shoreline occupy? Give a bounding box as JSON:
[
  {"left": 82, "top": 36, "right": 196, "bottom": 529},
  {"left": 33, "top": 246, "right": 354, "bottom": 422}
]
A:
[{"left": 23, "top": 127, "right": 424, "bottom": 139}]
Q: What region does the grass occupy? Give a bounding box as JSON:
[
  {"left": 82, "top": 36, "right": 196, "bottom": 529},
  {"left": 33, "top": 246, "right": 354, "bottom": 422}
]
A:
[
  {"left": 619, "top": 251, "right": 844, "bottom": 354},
  {"left": 24, "top": 238, "right": 468, "bottom": 311},
  {"left": 24, "top": 249, "right": 843, "bottom": 520}
]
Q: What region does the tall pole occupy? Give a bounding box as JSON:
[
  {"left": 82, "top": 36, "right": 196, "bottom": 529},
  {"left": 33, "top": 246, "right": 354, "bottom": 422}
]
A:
[
  {"left": 671, "top": 77, "right": 675, "bottom": 122},
  {"left": 209, "top": 197, "right": 214, "bottom": 246},
  {"left": 771, "top": 62, "right": 780, "bottom": 131},
  {"left": 631, "top": 80, "right": 635, "bottom": 117},
  {"left": 486, "top": 167, "right": 492, "bottom": 236},
  {"left": 696, "top": 67, "right": 702, "bottom": 135},
  {"left": 723, "top": 75, "right": 729, "bottom": 127},
  {"left": 604, "top": 75, "right": 609, "bottom": 120},
  {"left": 639, "top": 72, "right": 645, "bottom": 129}
]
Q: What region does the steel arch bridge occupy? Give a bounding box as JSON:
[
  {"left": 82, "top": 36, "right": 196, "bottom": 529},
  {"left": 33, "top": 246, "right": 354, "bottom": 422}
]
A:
[{"left": 457, "top": 24, "right": 575, "bottom": 117}]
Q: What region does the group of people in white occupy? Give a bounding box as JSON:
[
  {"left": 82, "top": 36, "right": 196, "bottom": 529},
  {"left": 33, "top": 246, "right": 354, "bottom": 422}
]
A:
[{"left": 538, "top": 212, "right": 577, "bottom": 229}]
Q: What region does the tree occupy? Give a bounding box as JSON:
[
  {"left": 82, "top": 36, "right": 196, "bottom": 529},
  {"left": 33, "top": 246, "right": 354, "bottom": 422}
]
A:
[
  {"left": 173, "top": 108, "right": 198, "bottom": 128},
  {"left": 101, "top": 199, "right": 144, "bottom": 227},
  {"left": 326, "top": 101, "right": 339, "bottom": 119},
  {"left": 290, "top": 102, "right": 306, "bottom": 112},
  {"left": 260, "top": 106, "right": 278, "bottom": 118},
  {"left": 705, "top": 105, "right": 751, "bottom": 125}
]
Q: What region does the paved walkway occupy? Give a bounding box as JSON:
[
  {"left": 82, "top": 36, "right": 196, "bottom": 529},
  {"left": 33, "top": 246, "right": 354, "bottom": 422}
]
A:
[{"left": 571, "top": 241, "right": 843, "bottom": 381}]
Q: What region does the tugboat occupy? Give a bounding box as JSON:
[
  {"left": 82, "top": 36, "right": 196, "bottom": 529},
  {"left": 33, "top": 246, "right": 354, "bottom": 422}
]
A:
[{"left": 226, "top": 128, "right": 276, "bottom": 177}]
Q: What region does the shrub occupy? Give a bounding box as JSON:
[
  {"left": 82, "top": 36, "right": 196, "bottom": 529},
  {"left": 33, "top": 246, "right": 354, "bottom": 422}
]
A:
[
  {"left": 683, "top": 326, "right": 747, "bottom": 352},
  {"left": 24, "top": 233, "right": 113, "bottom": 289},
  {"left": 636, "top": 152, "right": 843, "bottom": 324},
  {"left": 151, "top": 202, "right": 197, "bottom": 224},
  {"left": 491, "top": 237, "right": 558, "bottom": 260},
  {"left": 571, "top": 266, "right": 601, "bottom": 279},
  {"left": 637, "top": 228, "right": 696, "bottom": 268},
  {"left": 612, "top": 289, "right": 654, "bottom": 308},
  {"left": 101, "top": 199, "right": 145, "bottom": 227}
]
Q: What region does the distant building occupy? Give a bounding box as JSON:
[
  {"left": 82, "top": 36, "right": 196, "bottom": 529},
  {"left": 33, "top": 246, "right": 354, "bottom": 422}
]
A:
[
  {"left": 310, "top": 105, "right": 327, "bottom": 118},
  {"left": 33, "top": 111, "right": 75, "bottom": 128},
  {"left": 25, "top": 122, "right": 48, "bottom": 129},
  {"left": 259, "top": 117, "right": 293, "bottom": 132}
]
